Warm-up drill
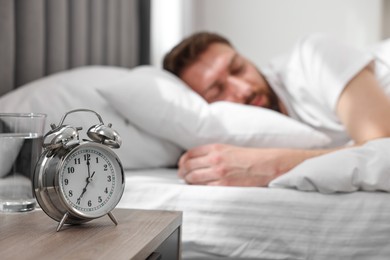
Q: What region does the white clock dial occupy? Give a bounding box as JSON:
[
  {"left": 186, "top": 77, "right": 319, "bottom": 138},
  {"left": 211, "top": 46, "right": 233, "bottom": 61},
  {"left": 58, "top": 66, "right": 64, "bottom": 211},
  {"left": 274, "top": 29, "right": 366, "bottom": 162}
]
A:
[{"left": 59, "top": 143, "right": 124, "bottom": 218}]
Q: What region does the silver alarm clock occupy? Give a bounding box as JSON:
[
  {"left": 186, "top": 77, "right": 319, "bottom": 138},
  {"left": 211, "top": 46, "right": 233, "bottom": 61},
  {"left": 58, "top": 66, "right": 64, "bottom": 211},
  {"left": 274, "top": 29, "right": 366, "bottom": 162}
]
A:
[{"left": 33, "top": 109, "right": 125, "bottom": 231}]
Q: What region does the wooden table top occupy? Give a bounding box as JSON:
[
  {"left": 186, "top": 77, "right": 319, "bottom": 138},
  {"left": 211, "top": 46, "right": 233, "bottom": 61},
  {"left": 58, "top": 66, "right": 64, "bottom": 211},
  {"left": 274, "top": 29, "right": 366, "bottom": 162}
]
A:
[{"left": 0, "top": 208, "right": 182, "bottom": 260}]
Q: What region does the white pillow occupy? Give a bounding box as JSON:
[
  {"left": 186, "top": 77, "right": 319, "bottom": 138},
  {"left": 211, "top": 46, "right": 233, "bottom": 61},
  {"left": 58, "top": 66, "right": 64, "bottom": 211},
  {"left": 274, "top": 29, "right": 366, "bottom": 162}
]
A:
[
  {"left": 98, "top": 66, "right": 330, "bottom": 150},
  {"left": 269, "top": 138, "right": 390, "bottom": 193},
  {"left": 0, "top": 66, "right": 183, "bottom": 169}
]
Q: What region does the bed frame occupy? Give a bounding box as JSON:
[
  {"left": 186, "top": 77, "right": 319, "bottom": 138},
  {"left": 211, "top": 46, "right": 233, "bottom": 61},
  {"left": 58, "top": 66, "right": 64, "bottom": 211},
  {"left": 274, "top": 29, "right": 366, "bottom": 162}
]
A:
[{"left": 0, "top": 0, "right": 149, "bottom": 96}]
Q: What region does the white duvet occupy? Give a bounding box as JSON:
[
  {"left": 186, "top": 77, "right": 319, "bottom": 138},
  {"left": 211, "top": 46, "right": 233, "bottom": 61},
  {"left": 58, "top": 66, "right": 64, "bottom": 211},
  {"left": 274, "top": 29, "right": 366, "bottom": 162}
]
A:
[
  {"left": 270, "top": 137, "right": 390, "bottom": 193},
  {"left": 119, "top": 168, "right": 390, "bottom": 260},
  {"left": 118, "top": 138, "right": 390, "bottom": 259}
]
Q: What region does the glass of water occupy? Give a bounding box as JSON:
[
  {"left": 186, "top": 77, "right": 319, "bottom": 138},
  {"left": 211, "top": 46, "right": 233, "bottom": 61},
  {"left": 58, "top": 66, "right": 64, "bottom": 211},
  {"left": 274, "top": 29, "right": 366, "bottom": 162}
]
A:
[{"left": 0, "top": 113, "right": 46, "bottom": 212}]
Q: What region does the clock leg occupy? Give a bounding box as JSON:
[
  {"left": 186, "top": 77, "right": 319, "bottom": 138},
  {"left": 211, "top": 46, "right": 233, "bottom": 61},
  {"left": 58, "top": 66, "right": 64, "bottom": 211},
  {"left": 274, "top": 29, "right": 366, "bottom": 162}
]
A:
[
  {"left": 57, "top": 212, "right": 69, "bottom": 232},
  {"left": 107, "top": 211, "right": 118, "bottom": 225}
]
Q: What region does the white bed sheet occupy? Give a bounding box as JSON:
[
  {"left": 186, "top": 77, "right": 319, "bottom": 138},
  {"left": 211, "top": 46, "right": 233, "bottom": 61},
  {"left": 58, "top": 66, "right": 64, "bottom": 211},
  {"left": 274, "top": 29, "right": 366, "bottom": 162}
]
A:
[{"left": 118, "top": 168, "right": 390, "bottom": 260}]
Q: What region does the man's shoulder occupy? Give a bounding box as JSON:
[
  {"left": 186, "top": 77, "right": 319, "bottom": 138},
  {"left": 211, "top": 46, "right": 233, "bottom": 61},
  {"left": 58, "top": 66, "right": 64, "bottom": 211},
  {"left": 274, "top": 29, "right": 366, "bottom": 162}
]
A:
[{"left": 292, "top": 33, "right": 340, "bottom": 59}]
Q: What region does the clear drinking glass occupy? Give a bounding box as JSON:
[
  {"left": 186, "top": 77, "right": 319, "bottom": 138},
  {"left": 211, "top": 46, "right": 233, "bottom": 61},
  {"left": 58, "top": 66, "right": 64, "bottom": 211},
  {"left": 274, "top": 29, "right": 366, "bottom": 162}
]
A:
[{"left": 0, "top": 113, "right": 46, "bottom": 212}]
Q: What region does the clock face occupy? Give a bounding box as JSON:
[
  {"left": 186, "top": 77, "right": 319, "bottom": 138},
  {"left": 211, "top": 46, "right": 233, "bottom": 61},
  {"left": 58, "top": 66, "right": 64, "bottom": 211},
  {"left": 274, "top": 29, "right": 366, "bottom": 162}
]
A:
[{"left": 58, "top": 143, "right": 124, "bottom": 218}]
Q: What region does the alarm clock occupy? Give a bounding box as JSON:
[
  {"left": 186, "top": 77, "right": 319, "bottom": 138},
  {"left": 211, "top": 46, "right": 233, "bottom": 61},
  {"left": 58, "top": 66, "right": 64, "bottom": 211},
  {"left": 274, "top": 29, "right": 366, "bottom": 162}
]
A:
[{"left": 33, "top": 109, "right": 125, "bottom": 232}]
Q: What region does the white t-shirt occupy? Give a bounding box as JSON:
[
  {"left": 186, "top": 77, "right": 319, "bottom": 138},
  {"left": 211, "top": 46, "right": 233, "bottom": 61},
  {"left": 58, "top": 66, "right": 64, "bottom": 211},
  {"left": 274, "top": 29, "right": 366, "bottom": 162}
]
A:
[{"left": 261, "top": 34, "right": 390, "bottom": 147}]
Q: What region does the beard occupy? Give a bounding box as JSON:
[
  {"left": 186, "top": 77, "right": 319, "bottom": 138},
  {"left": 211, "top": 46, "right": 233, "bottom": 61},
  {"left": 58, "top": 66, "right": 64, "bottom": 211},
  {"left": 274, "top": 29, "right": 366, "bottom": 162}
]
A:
[
  {"left": 266, "top": 87, "right": 281, "bottom": 113},
  {"left": 250, "top": 69, "right": 281, "bottom": 113}
]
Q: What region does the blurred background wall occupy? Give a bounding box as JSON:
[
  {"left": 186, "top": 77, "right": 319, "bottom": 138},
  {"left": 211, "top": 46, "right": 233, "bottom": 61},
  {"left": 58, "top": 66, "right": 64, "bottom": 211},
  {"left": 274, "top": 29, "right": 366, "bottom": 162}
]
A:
[{"left": 150, "top": 0, "right": 387, "bottom": 68}]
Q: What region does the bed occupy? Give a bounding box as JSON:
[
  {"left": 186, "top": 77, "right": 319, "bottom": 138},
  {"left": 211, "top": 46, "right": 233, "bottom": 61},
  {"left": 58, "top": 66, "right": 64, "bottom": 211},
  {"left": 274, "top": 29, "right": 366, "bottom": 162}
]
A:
[{"left": 1, "top": 1, "right": 390, "bottom": 260}]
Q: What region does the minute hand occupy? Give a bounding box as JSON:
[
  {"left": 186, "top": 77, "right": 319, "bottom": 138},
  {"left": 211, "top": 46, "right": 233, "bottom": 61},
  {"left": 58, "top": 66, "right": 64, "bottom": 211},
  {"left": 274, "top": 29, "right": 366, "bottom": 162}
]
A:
[{"left": 87, "top": 158, "right": 91, "bottom": 178}]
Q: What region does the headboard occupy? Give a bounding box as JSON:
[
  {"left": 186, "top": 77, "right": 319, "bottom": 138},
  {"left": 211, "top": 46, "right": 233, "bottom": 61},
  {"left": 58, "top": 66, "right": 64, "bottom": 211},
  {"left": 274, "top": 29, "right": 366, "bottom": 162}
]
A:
[{"left": 0, "top": 0, "right": 148, "bottom": 96}]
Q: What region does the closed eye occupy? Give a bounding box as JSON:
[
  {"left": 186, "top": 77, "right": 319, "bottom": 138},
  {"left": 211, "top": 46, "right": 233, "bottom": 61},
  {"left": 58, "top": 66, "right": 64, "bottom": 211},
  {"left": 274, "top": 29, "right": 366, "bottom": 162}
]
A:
[
  {"left": 204, "top": 84, "right": 224, "bottom": 102},
  {"left": 231, "top": 64, "right": 245, "bottom": 75},
  {"left": 230, "top": 56, "right": 246, "bottom": 75}
]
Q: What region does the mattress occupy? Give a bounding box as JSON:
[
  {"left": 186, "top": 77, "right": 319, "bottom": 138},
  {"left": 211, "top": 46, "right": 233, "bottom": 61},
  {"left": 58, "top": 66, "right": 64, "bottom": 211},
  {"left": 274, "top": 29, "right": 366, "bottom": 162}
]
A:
[{"left": 118, "top": 168, "right": 390, "bottom": 260}]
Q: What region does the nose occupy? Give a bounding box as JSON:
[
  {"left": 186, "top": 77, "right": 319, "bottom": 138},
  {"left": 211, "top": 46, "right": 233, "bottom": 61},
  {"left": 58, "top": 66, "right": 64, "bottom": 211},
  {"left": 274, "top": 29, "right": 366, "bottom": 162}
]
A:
[{"left": 224, "top": 76, "right": 252, "bottom": 103}]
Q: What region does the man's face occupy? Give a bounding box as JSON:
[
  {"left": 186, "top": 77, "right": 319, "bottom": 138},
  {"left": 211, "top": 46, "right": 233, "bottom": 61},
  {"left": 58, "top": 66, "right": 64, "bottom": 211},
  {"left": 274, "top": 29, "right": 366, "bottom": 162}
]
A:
[{"left": 180, "top": 43, "right": 280, "bottom": 111}]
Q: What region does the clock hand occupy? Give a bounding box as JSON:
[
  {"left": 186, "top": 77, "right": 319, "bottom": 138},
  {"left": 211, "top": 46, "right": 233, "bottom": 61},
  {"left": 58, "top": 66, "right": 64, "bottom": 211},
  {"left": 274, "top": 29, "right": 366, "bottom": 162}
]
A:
[
  {"left": 76, "top": 171, "right": 95, "bottom": 203},
  {"left": 85, "top": 171, "right": 96, "bottom": 184},
  {"left": 77, "top": 171, "right": 95, "bottom": 202},
  {"left": 77, "top": 181, "right": 89, "bottom": 202},
  {"left": 76, "top": 160, "right": 89, "bottom": 201},
  {"left": 86, "top": 158, "right": 91, "bottom": 178}
]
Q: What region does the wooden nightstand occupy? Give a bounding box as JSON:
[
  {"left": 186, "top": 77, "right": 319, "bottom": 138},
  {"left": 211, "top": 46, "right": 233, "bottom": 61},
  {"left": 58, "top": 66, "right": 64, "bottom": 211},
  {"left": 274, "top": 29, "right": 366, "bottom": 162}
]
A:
[{"left": 0, "top": 208, "right": 182, "bottom": 260}]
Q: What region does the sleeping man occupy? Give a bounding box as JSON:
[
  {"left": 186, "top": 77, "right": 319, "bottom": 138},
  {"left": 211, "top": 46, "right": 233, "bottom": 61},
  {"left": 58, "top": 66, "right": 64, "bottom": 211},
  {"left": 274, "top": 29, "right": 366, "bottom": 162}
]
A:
[{"left": 162, "top": 31, "right": 390, "bottom": 187}]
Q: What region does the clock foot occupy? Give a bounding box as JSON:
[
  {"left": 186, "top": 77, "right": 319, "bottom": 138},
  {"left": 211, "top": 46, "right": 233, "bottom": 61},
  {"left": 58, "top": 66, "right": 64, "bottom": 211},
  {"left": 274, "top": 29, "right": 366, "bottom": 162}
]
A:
[
  {"left": 107, "top": 211, "right": 118, "bottom": 225},
  {"left": 57, "top": 212, "right": 69, "bottom": 232}
]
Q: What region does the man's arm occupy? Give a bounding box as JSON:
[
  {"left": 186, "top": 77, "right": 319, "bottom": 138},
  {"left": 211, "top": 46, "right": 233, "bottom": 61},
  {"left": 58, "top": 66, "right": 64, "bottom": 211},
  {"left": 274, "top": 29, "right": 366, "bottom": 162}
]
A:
[
  {"left": 337, "top": 65, "right": 390, "bottom": 143},
  {"left": 178, "top": 144, "right": 335, "bottom": 186},
  {"left": 178, "top": 66, "right": 390, "bottom": 186}
]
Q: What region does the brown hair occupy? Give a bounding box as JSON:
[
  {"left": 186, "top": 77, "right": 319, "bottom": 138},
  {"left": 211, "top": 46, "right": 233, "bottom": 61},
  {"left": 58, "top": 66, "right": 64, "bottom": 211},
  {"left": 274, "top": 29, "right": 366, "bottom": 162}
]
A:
[{"left": 163, "top": 32, "right": 232, "bottom": 77}]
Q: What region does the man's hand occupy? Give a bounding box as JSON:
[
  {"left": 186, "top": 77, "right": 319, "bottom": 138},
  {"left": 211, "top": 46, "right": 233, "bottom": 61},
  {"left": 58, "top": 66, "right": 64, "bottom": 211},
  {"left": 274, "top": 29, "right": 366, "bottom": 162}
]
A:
[{"left": 178, "top": 144, "right": 329, "bottom": 186}]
